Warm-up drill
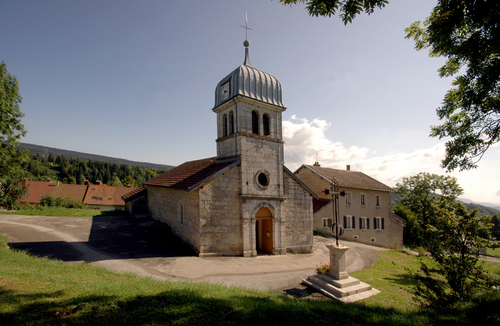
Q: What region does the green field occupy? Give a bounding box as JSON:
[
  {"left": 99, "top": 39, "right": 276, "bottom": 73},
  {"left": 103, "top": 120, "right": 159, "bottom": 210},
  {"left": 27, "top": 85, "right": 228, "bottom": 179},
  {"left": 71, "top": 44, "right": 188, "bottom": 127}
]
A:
[{"left": 1, "top": 235, "right": 499, "bottom": 325}]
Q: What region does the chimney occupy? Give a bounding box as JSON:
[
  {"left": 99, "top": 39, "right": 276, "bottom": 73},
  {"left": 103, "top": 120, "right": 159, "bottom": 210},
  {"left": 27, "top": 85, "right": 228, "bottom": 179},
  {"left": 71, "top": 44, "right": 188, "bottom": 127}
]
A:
[
  {"left": 346, "top": 165, "right": 351, "bottom": 171},
  {"left": 96, "top": 180, "right": 102, "bottom": 186},
  {"left": 313, "top": 162, "right": 320, "bottom": 167},
  {"left": 84, "top": 180, "right": 89, "bottom": 185},
  {"left": 46, "top": 177, "right": 51, "bottom": 182},
  {"left": 56, "top": 180, "right": 60, "bottom": 187}
]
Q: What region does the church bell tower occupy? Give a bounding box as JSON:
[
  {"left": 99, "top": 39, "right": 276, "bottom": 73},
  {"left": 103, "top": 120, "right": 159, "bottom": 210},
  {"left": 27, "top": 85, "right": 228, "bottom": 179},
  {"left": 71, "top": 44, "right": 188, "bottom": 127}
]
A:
[{"left": 212, "top": 37, "right": 286, "bottom": 200}]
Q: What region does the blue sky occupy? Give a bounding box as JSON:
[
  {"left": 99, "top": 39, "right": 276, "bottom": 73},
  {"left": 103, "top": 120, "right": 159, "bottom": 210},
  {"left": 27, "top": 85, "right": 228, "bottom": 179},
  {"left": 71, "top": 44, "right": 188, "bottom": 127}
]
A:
[{"left": 1, "top": 0, "right": 499, "bottom": 206}]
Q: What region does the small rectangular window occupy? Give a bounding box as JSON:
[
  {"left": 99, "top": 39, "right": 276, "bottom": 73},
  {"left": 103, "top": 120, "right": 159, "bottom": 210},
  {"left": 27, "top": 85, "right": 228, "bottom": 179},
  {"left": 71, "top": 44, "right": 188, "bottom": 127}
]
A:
[
  {"left": 344, "top": 215, "right": 355, "bottom": 229},
  {"left": 374, "top": 217, "right": 384, "bottom": 230},
  {"left": 361, "top": 193, "right": 366, "bottom": 206},
  {"left": 359, "top": 217, "right": 369, "bottom": 230},
  {"left": 375, "top": 195, "right": 380, "bottom": 207},
  {"left": 345, "top": 192, "right": 352, "bottom": 206},
  {"left": 322, "top": 218, "right": 332, "bottom": 228}
]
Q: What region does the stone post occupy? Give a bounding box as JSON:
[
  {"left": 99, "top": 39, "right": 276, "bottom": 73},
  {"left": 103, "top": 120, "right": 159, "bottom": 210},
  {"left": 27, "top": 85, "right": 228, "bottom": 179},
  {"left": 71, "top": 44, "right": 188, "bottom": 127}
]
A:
[{"left": 325, "top": 243, "right": 349, "bottom": 280}]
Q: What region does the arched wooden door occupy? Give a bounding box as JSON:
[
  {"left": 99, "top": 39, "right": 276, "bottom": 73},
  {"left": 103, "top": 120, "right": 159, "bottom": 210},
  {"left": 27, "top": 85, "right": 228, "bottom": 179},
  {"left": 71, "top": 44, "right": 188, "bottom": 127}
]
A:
[{"left": 255, "top": 207, "right": 273, "bottom": 254}]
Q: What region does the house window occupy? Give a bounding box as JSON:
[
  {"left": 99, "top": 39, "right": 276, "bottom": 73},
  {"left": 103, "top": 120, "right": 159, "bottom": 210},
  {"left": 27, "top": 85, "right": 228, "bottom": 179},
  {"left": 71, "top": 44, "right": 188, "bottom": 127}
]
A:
[
  {"left": 252, "top": 110, "right": 259, "bottom": 134},
  {"left": 179, "top": 202, "right": 184, "bottom": 224},
  {"left": 345, "top": 192, "right": 352, "bottom": 206},
  {"left": 374, "top": 217, "right": 384, "bottom": 230},
  {"left": 229, "top": 111, "right": 234, "bottom": 135},
  {"left": 361, "top": 193, "right": 366, "bottom": 206},
  {"left": 91, "top": 196, "right": 103, "bottom": 201},
  {"left": 375, "top": 195, "right": 380, "bottom": 207},
  {"left": 359, "top": 217, "right": 369, "bottom": 230},
  {"left": 322, "top": 218, "right": 332, "bottom": 228},
  {"left": 223, "top": 114, "right": 228, "bottom": 137},
  {"left": 263, "top": 114, "right": 270, "bottom": 136},
  {"left": 343, "top": 215, "right": 355, "bottom": 229}
]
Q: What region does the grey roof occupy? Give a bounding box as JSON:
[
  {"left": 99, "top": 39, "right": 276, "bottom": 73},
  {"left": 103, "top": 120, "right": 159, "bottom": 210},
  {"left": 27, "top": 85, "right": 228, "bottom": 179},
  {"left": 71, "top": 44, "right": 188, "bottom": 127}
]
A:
[
  {"left": 298, "top": 165, "right": 394, "bottom": 193},
  {"left": 214, "top": 46, "right": 284, "bottom": 108}
]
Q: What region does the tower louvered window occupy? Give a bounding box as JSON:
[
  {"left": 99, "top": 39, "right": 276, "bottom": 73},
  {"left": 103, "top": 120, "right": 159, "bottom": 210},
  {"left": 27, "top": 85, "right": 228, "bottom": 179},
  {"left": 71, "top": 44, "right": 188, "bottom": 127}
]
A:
[
  {"left": 263, "top": 114, "right": 270, "bottom": 136},
  {"left": 229, "top": 111, "right": 234, "bottom": 135},
  {"left": 252, "top": 110, "right": 259, "bottom": 134},
  {"left": 223, "top": 114, "right": 228, "bottom": 137}
]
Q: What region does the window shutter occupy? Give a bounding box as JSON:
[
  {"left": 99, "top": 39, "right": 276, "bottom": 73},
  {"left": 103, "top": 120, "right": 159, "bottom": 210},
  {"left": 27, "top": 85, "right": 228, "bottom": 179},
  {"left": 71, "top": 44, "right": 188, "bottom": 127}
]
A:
[
  {"left": 382, "top": 218, "right": 385, "bottom": 229},
  {"left": 352, "top": 216, "right": 355, "bottom": 229},
  {"left": 367, "top": 218, "right": 370, "bottom": 229},
  {"left": 359, "top": 217, "right": 362, "bottom": 229},
  {"left": 328, "top": 219, "right": 332, "bottom": 227},
  {"left": 343, "top": 216, "right": 347, "bottom": 227}
]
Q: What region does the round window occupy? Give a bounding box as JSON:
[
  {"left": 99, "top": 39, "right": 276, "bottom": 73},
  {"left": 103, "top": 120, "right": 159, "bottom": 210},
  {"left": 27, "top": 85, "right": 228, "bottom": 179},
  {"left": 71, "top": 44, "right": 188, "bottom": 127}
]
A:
[{"left": 258, "top": 172, "right": 269, "bottom": 187}]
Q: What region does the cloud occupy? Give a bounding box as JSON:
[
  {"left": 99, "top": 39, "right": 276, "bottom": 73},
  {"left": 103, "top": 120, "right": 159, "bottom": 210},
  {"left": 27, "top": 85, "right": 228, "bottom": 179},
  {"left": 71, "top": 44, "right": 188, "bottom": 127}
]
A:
[
  {"left": 283, "top": 116, "right": 500, "bottom": 205},
  {"left": 283, "top": 115, "right": 446, "bottom": 186},
  {"left": 283, "top": 115, "right": 370, "bottom": 170}
]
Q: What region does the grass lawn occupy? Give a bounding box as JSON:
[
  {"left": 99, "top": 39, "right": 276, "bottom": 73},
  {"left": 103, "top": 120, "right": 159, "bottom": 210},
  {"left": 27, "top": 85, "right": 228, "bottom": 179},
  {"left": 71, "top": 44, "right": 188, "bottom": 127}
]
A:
[
  {"left": 0, "top": 206, "right": 124, "bottom": 217},
  {"left": 487, "top": 247, "right": 500, "bottom": 257},
  {"left": 1, "top": 235, "right": 499, "bottom": 325}
]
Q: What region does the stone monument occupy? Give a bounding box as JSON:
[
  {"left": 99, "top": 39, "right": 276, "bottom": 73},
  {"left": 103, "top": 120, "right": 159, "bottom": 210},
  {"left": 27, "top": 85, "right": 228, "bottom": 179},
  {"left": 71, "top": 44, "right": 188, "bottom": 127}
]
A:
[{"left": 302, "top": 180, "right": 380, "bottom": 302}]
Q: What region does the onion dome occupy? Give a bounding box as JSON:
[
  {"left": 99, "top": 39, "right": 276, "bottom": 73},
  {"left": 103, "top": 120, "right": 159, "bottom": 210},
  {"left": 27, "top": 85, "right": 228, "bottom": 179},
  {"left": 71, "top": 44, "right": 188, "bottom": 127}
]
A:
[{"left": 214, "top": 40, "right": 284, "bottom": 108}]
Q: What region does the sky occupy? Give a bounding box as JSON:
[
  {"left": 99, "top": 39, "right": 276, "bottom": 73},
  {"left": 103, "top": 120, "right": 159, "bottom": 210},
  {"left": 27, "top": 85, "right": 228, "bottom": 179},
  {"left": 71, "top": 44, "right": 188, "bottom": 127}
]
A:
[{"left": 1, "top": 0, "right": 499, "bottom": 206}]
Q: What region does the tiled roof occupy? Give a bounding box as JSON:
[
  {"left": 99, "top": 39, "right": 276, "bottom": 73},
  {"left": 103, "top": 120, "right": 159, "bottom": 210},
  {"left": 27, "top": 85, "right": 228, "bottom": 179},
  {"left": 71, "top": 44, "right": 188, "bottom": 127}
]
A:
[
  {"left": 313, "top": 198, "right": 332, "bottom": 214},
  {"left": 144, "top": 157, "right": 239, "bottom": 191},
  {"left": 122, "top": 185, "right": 147, "bottom": 201},
  {"left": 83, "top": 184, "right": 138, "bottom": 206},
  {"left": 301, "top": 165, "right": 393, "bottom": 192},
  {"left": 20, "top": 181, "right": 87, "bottom": 204},
  {"left": 19, "top": 180, "right": 138, "bottom": 207}
]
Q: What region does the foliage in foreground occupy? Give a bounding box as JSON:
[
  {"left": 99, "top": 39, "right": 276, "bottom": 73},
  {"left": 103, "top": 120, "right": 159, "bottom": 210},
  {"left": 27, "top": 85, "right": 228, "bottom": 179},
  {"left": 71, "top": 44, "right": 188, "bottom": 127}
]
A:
[
  {"left": 0, "top": 61, "right": 29, "bottom": 210},
  {"left": 1, "top": 234, "right": 500, "bottom": 325},
  {"left": 408, "top": 201, "right": 498, "bottom": 310}
]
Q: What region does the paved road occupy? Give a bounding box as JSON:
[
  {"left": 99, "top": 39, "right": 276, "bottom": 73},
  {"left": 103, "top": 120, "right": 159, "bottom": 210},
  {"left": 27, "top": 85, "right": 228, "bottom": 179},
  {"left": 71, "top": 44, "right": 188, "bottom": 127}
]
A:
[{"left": 0, "top": 214, "right": 388, "bottom": 292}]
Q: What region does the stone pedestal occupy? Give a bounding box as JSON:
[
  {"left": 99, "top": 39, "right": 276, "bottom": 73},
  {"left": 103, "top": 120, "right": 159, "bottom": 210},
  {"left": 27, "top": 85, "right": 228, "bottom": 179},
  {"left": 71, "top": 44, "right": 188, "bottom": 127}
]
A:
[
  {"left": 301, "top": 241, "right": 380, "bottom": 302},
  {"left": 326, "top": 243, "right": 349, "bottom": 280}
]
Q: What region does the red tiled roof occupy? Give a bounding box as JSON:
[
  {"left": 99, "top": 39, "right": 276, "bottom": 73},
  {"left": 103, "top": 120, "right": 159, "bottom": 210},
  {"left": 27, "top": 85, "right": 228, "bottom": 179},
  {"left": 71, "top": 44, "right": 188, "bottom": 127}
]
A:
[
  {"left": 19, "top": 180, "right": 138, "bottom": 207},
  {"left": 122, "top": 185, "right": 147, "bottom": 201},
  {"left": 83, "top": 184, "right": 138, "bottom": 206},
  {"left": 144, "top": 157, "right": 239, "bottom": 190},
  {"left": 20, "top": 181, "right": 87, "bottom": 204},
  {"left": 313, "top": 198, "right": 332, "bottom": 213},
  {"left": 303, "top": 165, "right": 393, "bottom": 192}
]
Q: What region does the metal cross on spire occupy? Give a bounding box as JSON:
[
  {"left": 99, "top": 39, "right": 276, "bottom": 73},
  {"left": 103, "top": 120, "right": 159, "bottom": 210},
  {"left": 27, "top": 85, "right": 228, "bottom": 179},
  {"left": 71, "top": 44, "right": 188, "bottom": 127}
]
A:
[{"left": 240, "top": 13, "right": 252, "bottom": 41}]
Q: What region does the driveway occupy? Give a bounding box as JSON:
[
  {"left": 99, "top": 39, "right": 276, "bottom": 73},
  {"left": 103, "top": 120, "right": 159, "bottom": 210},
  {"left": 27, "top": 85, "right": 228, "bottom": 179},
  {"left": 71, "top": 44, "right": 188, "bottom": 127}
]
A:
[{"left": 0, "top": 214, "right": 387, "bottom": 292}]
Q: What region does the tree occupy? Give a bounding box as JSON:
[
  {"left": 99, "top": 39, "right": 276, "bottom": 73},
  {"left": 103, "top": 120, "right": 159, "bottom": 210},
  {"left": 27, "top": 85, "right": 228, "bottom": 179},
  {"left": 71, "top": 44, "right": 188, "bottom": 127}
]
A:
[
  {"left": 0, "top": 61, "right": 28, "bottom": 209},
  {"left": 395, "top": 172, "right": 463, "bottom": 240},
  {"left": 281, "top": 1, "right": 500, "bottom": 171},
  {"left": 278, "top": 0, "right": 388, "bottom": 24},
  {"left": 409, "top": 200, "right": 495, "bottom": 309},
  {"left": 406, "top": 1, "right": 500, "bottom": 171}
]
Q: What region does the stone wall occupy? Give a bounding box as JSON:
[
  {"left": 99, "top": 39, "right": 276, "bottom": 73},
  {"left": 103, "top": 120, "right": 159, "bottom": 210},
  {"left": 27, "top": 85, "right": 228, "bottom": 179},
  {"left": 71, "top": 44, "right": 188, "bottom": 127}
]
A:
[
  {"left": 283, "top": 172, "right": 314, "bottom": 253},
  {"left": 147, "top": 186, "right": 201, "bottom": 253},
  {"left": 198, "top": 167, "right": 243, "bottom": 256}
]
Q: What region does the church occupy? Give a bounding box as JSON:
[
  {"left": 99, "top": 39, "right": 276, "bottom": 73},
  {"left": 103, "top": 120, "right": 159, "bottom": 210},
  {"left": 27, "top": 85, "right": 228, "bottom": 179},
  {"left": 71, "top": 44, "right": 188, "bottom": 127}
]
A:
[{"left": 124, "top": 38, "right": 317, "bottom": 257}]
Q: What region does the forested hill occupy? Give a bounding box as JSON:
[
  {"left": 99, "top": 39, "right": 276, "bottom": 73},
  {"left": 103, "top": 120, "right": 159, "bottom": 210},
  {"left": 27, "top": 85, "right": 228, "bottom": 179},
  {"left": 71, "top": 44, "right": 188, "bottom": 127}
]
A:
[{"left": 17, "top": 143, "right": 174, "bottom": 170}]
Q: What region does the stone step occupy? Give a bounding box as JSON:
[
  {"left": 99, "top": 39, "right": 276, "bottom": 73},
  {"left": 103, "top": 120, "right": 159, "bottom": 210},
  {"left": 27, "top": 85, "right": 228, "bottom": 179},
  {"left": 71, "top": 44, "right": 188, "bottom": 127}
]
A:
[
  {"left": 302, "top": 275, "right": 379, "bottom": 302},
  {"left": 313, "top": 274, "right": 360, "bottom": 288}
]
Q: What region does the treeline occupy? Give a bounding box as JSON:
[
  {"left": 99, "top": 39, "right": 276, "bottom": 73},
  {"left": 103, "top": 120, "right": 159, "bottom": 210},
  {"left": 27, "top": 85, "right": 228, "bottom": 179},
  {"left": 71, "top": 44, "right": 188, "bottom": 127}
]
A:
[{"left": 24, "top": 152, "right": 167, "bottom": 187}]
